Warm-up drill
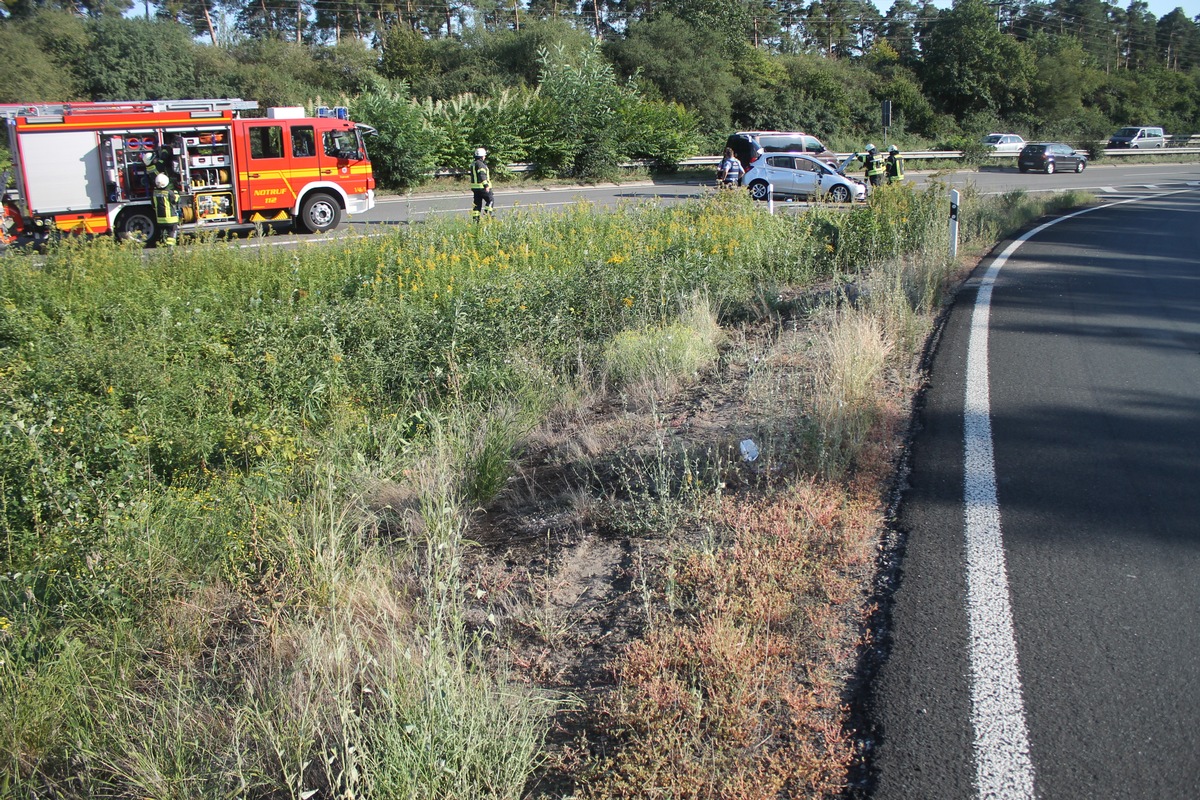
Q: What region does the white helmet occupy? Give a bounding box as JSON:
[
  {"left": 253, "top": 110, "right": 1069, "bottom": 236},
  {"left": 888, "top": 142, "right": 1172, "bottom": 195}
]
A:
[
  {"left": 865, "top": 143, "right": 877, "bottom": 152},
  {"left": 154, "top": 173, "right": 169, "bottom": 188},
  {"left": 474, "top": 147, "right": 487, "bottom": 158},
  {"left": 142, "top": 152, "right": 155, "bottom": 166}
]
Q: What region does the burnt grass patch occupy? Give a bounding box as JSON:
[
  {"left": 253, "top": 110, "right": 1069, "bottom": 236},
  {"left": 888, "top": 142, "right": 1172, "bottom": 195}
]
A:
[{"left": 459, "top": 286, "right": 918, "bottom": 799}]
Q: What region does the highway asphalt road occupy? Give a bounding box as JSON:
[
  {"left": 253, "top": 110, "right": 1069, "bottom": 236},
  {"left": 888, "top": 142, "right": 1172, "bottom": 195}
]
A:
[
  {"left": 341, "top": 161, "right": 1200, "bottom": 227},
  {"left": 860, "top": 187, "right": 1200, "bottom": 798},
  {"left": 205, "top": 161, "right": 1200, "bottom": 250}
]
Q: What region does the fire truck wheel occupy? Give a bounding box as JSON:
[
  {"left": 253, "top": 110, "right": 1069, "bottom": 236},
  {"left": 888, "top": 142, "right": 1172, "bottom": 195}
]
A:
[
  {"left": 298, "top": 192, "right": 341, "bottom": 234},
  {"left": 115, "top": 209, "right": 157, "bottom": 245}
]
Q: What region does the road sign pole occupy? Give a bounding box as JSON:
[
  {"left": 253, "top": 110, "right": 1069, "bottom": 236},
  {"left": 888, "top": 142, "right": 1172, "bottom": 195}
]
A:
[{"left": 949, "top": 189, "right": 960, "bottom": 260}]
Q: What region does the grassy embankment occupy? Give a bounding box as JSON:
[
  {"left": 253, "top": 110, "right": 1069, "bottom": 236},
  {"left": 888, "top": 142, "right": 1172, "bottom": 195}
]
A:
[{"left": 1, "top": 185, "right": 1091, "bottom": 797}]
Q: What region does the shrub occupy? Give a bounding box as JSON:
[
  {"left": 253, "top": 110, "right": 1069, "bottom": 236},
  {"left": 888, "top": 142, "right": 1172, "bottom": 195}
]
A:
[{"left": 351, "top": 88, "right": 440, "bottom": 189}]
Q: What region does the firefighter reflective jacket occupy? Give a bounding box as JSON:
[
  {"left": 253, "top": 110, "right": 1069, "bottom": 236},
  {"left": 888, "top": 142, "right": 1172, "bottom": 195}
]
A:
[
  {"left": 153, "top": 188, "right": 181, "bottom": 224},
  {"left": 470, "top": 157, "right": 491, "bottom": 190},
  {"left": 864, "top": 152, "right": 885, "bottom": 177}
]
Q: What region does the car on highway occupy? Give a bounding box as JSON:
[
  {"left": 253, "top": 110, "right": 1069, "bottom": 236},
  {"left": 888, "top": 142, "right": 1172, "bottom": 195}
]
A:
[
  {"left": 1017, "top": 142, "right": 1087, "bottom": 174},
  {"left": 1107, "top": 126, "right": 1165, "bottom": 149},
  {"left": 726, "top": 131, "right": 836, "bottom": 169},
  {"left": 741, "top": 152, "right": 866, "bottom": 202},
  {"left": 981, "top": 133, "right": 1026, "bottom": 154}
]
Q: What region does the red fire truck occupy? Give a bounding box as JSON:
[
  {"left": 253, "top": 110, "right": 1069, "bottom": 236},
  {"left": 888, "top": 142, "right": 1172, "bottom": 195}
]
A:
[{"left": 1, "top": 98, "right": 375, "bottom": 247}]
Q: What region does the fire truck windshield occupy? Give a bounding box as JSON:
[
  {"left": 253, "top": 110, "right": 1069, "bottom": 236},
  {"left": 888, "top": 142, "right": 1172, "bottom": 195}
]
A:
[{"left": 323, "top": 129, "right": 364, "bottom": 161}]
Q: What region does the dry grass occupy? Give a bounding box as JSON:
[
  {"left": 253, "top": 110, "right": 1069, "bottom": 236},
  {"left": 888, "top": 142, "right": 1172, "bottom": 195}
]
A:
[{"left": 581, "top": 481, "right": 881, "bottom": 800}]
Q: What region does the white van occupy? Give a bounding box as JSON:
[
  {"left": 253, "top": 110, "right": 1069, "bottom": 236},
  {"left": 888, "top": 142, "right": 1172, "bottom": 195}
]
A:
[{"left": 1107, "top": 126, "right": 1166, "bottom": 149}]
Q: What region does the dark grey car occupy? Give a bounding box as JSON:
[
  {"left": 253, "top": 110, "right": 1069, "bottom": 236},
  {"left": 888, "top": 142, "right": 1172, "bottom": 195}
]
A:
[{"left": 1017, "top": 142, "right": 1087, "bottom": 174}]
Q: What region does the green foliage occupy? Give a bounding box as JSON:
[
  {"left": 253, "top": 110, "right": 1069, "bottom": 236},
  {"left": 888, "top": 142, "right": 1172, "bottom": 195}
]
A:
[
  {"left": 920, "top": 0, "right": 1034, "bottom": 119},
  {"left": 79, "top": 18, "right": 197, "bottom": 101},
  {"left": 2, "top": 0, "right": 1198, "bottom": 173},
  {"left": 420, "top": 89, "right": 534, "bottom": 175},
  {"left": 879, "top": 69, "right": 937, "bottom": 139},
  {"left": 0, "top": 19, "right": 84, "bottom": 102},
  {"left": 604, "top": 13, "right": 739, "bottom": 136},
  {"left": 350, "top": 89, "right": 440, "bottom": 188},
  {"left": 603, "top": 298, "right": 721, "bottom": 390},
  {"left": 1028, "top": 33, "right": 1099, "bottom": 121},
  {"left": 614, "top": 96, "right": 701, "bottom": 168},
  {"left": 734, "top": 53, "right": 877, "bottom": 142},
  {"left": 223, "top": 39, "right": 330, "bottom": 108},
  {"left": 534, "top": 41, "right": 629, "bottom": 178},
  {"left": 315, "top": 40, "right": 388, "bottom": 97},
  {"left": 478, "top": 18, "right": 595, "bottom": 88},
  {"left": 378, "top": 25, "right": 437, "bottom": 87}
]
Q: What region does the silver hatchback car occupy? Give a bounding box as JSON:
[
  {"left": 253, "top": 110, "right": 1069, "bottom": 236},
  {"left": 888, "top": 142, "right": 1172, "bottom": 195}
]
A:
[{"left": 741, "top": 152, "right": 866, "bottom": 203}]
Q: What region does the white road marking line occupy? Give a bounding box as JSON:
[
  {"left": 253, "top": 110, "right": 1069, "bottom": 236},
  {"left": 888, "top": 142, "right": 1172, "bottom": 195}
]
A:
[
  {"left": 1100, "top": 186, "right": 1117, "bottom": 193},
  {"left": 965, "top": 246, "right": 1037, "bottom": 800},
  {"left": 962, "top": 190, "right": 1186, "bottom": 799}
]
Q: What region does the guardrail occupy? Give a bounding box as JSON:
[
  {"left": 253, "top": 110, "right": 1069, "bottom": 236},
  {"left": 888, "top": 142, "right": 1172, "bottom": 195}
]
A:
[
  {"left": 676, "top": 146, "right": 1200, "bottom": 169},
  {"left": 1091, "top": 146, "right": 1200, "bottom": 156},
  {"left": 428, "top": 144, "right": 1200, "bottom": 177}
]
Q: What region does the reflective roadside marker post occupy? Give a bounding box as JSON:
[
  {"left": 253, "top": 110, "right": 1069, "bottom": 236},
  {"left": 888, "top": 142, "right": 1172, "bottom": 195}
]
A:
[
  {"left": 949, "top": 189, "right": 960, "bottom": 260},
  {"left": 768, "top": 183, "right": 774, "bottom": 215}
]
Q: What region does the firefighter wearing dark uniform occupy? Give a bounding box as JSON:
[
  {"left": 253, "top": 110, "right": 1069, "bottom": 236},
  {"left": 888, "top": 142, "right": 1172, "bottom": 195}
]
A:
[
  {"left": 470, "top": 147, "right": 494, "bottom": 221},
  {"left": 885, "top": 145, "right": 905, "bottom": 184},
  {"left": 142, "top": 144, "right": 175, "bottom": 195},
  {"left": 152, "top": 172, "right": 182, "bottom": 246},
  {"left": 856, "top": 144, "right": 886, "bottom": 190}
]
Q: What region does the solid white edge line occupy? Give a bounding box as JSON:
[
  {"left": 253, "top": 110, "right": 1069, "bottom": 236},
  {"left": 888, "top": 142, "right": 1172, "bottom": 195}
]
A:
[{"left": 962, "top": 190, "right": 1189, "bottom": 799}]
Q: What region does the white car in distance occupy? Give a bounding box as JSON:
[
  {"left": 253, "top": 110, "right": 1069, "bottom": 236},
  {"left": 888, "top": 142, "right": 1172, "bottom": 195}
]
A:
[{"left": 981, "top": 133, "right": 1027, "bottom": 154}]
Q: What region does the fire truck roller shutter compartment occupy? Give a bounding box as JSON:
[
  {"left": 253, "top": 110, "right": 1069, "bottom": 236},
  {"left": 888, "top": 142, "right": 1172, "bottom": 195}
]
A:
[{"left": 18, "top": 130, "right": 107, "bottom": 213}]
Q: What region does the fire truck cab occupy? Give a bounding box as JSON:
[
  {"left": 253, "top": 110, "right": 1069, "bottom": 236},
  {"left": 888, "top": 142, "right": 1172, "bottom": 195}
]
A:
[{"left": 1, "top": 98, "right": 375, "bottom": 247}]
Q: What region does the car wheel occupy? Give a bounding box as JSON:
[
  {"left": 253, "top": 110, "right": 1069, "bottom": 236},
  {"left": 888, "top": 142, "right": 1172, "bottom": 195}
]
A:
[
  {"left": 115, "top": 208, "right": 156, "bottom": 245},
  {"left": 748, "top": 180, "right": 771, "bottom": 202},
  {"left": 298, "top": 192, "right": 341, "bottom": 234},
  {"left": 1075, "top": 160, "right": 1085, "bottom": 173},
  {"left": 1045, "top": 161, "right": 1056, "bottom": 174},
  {"left": 1019, "top": 166, "right": 1028, "bottom": 174},
  {"left": 827, "top": 184, "right": 851, "bottom": 203}
]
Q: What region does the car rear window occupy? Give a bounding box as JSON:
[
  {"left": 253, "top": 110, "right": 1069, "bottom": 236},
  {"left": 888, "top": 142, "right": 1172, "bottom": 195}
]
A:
[
  {"left": 1023, "top": 144, "right": 1047, "bottom": 154},
  {"left": 760, "top": 135, "right": 826, "bottom": 154}
]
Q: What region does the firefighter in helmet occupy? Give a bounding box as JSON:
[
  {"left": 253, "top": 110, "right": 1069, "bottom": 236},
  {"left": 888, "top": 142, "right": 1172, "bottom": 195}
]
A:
[
  {"left": 142, "top": 142, "right": 177, "bottom": 196},
  {"left": 152, "top": 172, "right": 182, "bottom": 247},
  {"left": 854, "top": 144, "right": 886, "bottom": 190},
  {"left": 469, "top": 147, "right": 493, "bottom": 221},
  {"left": 885, "top": 145, "right": 905, "bottom": 184}
]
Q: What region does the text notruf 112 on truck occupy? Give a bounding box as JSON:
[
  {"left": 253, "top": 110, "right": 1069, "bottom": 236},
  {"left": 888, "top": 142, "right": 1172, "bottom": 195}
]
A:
[{"left": 1, "top": 99, "right": 375, "bottom": 248}]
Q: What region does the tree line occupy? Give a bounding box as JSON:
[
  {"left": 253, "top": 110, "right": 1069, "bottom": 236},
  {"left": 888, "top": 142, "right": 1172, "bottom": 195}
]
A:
[{"left": 2, "top": 0, "right": 1199, "bottom": 187}]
